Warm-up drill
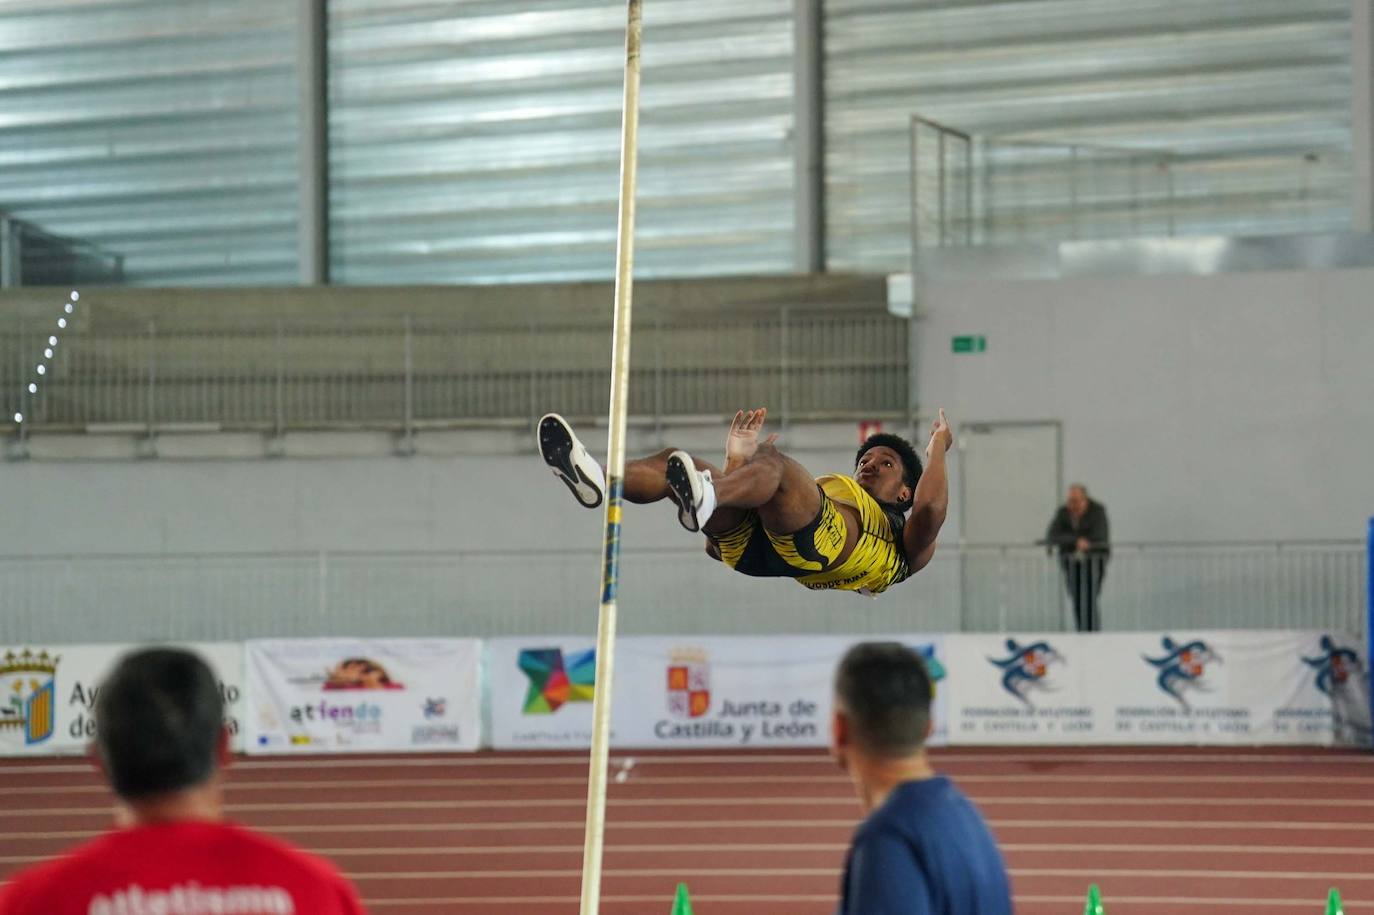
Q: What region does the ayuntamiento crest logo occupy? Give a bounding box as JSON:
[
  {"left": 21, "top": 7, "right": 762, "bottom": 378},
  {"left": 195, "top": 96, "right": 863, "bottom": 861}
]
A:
[
  {"left": 1144, "top": 637, "right": 1221, "bottom": 710},
  {"left": 986, "top": 639, "right": 1061, "bottom": 706},
  {"left": 519, "top": 647, "right": 595, "bottom": 714},
  {"left": 1302, "top": 635, "right": 1363, "bottom": 696},
  {"left": 0, "top": 649, "right": 59, "bottom": 746},
  {"left": 666, "top": 647, "right": 710, "bottom": 719}
]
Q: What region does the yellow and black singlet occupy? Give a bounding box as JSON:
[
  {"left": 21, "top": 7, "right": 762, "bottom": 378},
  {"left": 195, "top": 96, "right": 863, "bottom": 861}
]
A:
[{"left": 707, "top": 474, "right": 910, "bottom": 594}]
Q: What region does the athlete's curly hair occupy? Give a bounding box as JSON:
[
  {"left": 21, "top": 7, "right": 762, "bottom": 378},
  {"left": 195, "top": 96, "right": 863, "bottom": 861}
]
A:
[{"left": 855, "top": 432, "right": 923, "bottom": 511}]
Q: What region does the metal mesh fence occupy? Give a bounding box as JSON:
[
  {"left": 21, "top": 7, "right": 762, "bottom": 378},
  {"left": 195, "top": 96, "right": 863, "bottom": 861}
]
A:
[
  {"left": 0, "top": 308, "right": 911, "bottom": 434},
  {"left": 3, "top": 542, "right": 1364, "bottom": 645}
]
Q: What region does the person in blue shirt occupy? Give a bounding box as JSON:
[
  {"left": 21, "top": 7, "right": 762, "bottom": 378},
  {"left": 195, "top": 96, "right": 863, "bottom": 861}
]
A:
[{"left": 832, "top": 642, "right": 1013, "bottom": 914}]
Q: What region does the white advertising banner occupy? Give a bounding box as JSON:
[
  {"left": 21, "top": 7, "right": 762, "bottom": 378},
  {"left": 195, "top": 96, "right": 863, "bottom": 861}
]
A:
[
  {"left": 244, "top": 639, "right": 481, "bottom": 754},
  {"left": 0, "top": 642, "right": 245, "bottom": 757},
  {"left": 944, "top": 630, "right": 1371, "bottom": 747},
  {"left": 487, "top": 634, "right": 948, "bottom": 750},
  {"left": 487, "top": 636, "right": 601, "bottom": 749},
  {"left": 943, "top": 634, "right": 1098, "bottom": 745}
]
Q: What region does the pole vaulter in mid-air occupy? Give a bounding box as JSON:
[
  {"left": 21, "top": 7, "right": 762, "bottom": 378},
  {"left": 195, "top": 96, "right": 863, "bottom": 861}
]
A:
[{"left": 540, "top": 406, "right": 954, "bottom": 596}]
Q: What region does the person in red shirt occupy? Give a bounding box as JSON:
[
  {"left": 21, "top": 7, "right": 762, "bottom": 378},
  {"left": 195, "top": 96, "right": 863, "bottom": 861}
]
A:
[{"left": 0, "top": 647, "right": 367, "bottom": 915}]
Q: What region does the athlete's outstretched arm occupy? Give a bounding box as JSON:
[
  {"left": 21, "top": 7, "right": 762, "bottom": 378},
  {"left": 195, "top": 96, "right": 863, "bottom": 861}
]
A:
[{"left": 903, "top": 409, "right": 953, "bottom": 573}]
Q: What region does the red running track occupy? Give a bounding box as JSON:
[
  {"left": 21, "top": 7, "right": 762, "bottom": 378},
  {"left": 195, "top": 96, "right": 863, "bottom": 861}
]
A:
[{"left": 2, "top": 747, "right": 1371, "bottom": 914}]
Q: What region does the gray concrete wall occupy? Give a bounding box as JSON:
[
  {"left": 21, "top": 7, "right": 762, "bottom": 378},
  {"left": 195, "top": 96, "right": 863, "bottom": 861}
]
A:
[{"left": 915, "top": 266, "right": 1374, "bottom": 543}]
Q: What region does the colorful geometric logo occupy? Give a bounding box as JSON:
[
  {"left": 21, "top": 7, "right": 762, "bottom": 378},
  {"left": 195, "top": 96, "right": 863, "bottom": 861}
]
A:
[
  {"left": 987, "top": 639, "right": 1061, "bottom": 706},
  {"left": 1144, "top": 636, "right": 1220, "bottom": 710},
  {"left": 1302, "top": 635, "right": 1363, "bottom": 697},
  {"left": 519, "top": 648, "right": 595, "bottom": 714},
  {"left": 909, "top": 643, "right": 946, "bottom": 692},
  {"left": 667, "top": 647, "right": 710, "bottom": 719},
  {"left": 423, "top": 697, "right": 447, "bottom": 719},
  {"left": 0, "top": 649, "right": 59, "bottom": 746}
]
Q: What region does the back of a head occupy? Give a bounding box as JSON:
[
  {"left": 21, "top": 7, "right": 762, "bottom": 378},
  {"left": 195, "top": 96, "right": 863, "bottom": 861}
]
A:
[
  {"left": 834, "top": 642, "right": 933, "bottom": 758},
  {"left": 96, "top": 647, "right": 223, "bottom": 800}
]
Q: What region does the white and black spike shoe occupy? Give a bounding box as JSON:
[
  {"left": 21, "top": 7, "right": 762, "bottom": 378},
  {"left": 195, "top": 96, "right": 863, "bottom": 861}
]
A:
[
  {"left": 664, "top": 450, "right": 716, "bottom": 533},
  {"left": 538, "top": 414, "right": 605, "bottom": 509}
]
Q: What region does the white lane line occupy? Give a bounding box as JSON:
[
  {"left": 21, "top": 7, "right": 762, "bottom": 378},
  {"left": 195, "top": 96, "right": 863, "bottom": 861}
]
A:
[
  {"left": 344, "top": 868, "right": 835, "bottom": 880},
  {"left": 9, "top": 771, "right": 1373, "bottom": 797},
  {"left": 5, "top": 839, "right": 1367, "bottom": 867},
  {"left": 1001, "top": 842, "right": 1372, "bottom": 855},
  {"left": 989, "top": 813, "right": 1374, "bottom": 829},
  {"left": 0, "top": 755, "right": 823, "bottom": 774},
  {"left": 6, "top": 835, "right": 1371, "bottom": 863},
  {"left": 2, "top": 749, "right": 1368, "bottom": 776},
  {"left": 8, "top": 817, "right": 1374, "bottom": 842},
  {"left": 362, "top": 896, "right": 841, "bottom": 907},
  {"left": 359, "top": 898, "right": 1359, "bottom": 911},
  {"left": 334, "top": 866, "right": 1371, "bottom": 881},
  {"left": 0, "top": 821, "right": 847, "bottom": 841},
  {"left": 960, "top": 773, "right": 1374, "bottom": 785},
  {"left": 1012, "top": 867, "right": 1374, "bottom": 881},
  {"left": 1015, "top": 897, "right": 1368, "bottom": 908},
  {"left": 359, "top": 901, "right": 1346, "bottom": 906},
  {"left": 978, "top": 796, "right": 1374, "bottom": 807},
  {"left": 0, "top": 845, "right": 843, "bottom": 865},
  {"left": 0, "top": 777, "right": 593, "bottom": 796},
  {"left": 9, "top": 793, "right": 1372, "bottom": 817}
]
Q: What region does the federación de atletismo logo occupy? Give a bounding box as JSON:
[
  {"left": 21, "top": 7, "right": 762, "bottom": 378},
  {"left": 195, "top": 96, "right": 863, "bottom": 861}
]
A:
[
  {"left": 987, "top": 639, "right": 1061, "bottom": 706},
  {"left": 519, "top": 647, "right": 595, "bottom": 714},
  {"left": 0, "top": 649, "right": 59, "bottom": 746},
  {"left": 910, "top": 643, "right": 946, "bottom": 689},
  {"left": 1144, "top": 637, "right": 1220, "bottom": 710},
  {"left": 1302, "top": 635, "right": 1363, "bottom": 696},
  {"left": 666, "top": 647, "right": 710, "bottom": 719}
]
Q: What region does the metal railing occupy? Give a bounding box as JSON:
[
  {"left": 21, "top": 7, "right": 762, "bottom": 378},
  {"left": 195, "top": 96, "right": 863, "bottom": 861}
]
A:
[
  {"left": 0, "top": 308, "right": 910, "bottom": 435},
  {"left": 3, "top": 541, "right": 1364, "bottom": 645},
  {"left": 911, "top": 118, "right": 974, "bottom": 248},
  {"left": 910, "top": 115, "right": 1348, "bottom": 249}
]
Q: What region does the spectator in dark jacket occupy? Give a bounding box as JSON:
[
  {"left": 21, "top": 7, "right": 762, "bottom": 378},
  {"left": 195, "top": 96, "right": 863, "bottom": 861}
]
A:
[{"left": 1045, "top": 484, "right": 1110, "bottom": 632}]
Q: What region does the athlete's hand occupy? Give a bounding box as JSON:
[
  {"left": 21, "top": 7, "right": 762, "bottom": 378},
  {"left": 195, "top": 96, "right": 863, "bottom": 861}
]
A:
[
  {"left": 927, "top": 408, "right": 953, "bottom": 457},
  {"left": 725, "top": 407, "right": 777, "bottom": 468}
]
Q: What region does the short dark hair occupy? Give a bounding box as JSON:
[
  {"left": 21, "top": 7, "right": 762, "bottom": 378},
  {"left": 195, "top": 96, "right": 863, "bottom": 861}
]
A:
[
  {"left": 96, "top": 647, "right": 224, "bottom": 800},
  {"left": 855, "top": 433, "right": 923, "bottom": 511},
  {"left": 834, "top": 642, "right": 933, "bottom": 757}
]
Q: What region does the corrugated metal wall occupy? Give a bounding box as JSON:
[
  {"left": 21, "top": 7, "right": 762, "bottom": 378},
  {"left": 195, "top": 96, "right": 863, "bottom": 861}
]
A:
[
  {"left": 0, "top": 2, "right": 1360, "bottom": 285},
  {"left": 327, "top": 0, "right": 796, "bottom": 284},
  {"left": 0, "top": 0, "right": 299, "bottom": 286},
  {"left": 825, "top": 0, "right": 1354, "bottom": 273}
]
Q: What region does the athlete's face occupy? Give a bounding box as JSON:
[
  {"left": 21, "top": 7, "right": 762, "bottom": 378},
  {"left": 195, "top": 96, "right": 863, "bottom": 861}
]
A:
[{"left": 855, "top": 445, "right": 910, "bottom": 506}]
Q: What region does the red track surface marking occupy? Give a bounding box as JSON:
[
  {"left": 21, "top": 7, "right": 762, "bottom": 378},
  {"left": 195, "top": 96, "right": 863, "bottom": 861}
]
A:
[{"left": 2, "top": 747, "right": 1370, "bottom": 914}]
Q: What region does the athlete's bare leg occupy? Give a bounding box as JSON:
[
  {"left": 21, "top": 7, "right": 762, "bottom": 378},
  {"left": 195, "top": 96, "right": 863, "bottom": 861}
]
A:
[
  {"left": 624, "top": 449, "right": 746, "bottom": 534},
  {"left": 541, "top": 409, "right": 820, "bottom": 536},
  {"left": 712, "top": 442, "right": 821, "bottom": 535},
  {"left": 636, "top": 407, "right": 822, "bottom": 536}
]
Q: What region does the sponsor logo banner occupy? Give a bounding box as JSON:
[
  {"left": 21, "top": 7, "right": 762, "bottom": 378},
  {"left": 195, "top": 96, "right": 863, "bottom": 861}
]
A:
[
  {"left": 488, "top": 635, "right": 946, "bottom": 750},
  {"left": 489, "top": 638, "right": 602, "bottom": 749},
  {"left": 1300, "top": 633, "right": 1371, "bottom": 746},
  {"left": 244, "top": 639, "right": 480, "bottom": 754},
  {"left": 945, "top": 630, "right": 1370, "bottom": 747},
  {"left": 1083, "top": 631, "right": 1369, "bottom": 746},
  {"left": 944, "top": 635, "right": 1096, "bottom": 744},
  {"left": 0, "top": 643, "right": 245, "bottom": 757}
]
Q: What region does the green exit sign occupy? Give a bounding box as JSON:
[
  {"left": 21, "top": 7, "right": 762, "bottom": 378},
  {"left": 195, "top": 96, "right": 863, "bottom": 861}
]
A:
[{"left": 952, "top": 334, "right": 987, "bottom": 354}]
